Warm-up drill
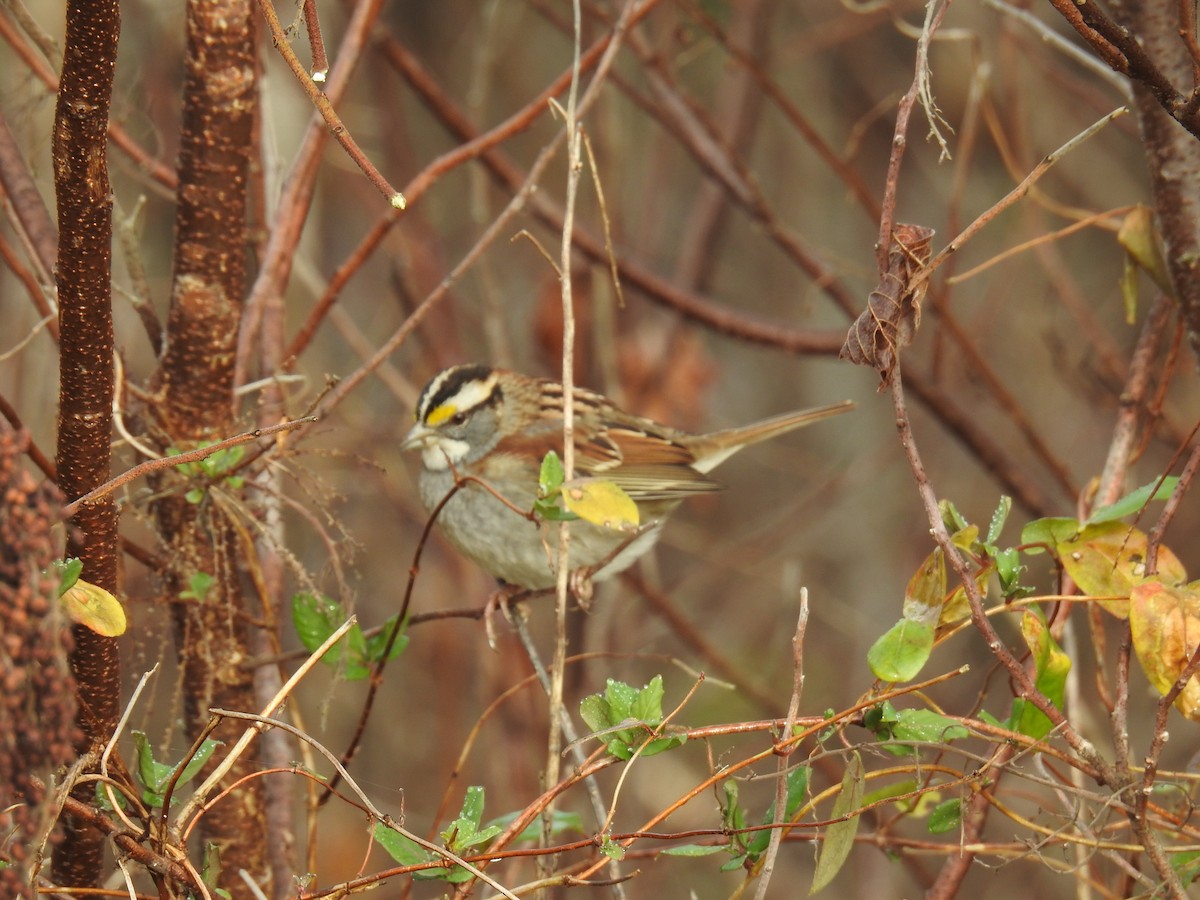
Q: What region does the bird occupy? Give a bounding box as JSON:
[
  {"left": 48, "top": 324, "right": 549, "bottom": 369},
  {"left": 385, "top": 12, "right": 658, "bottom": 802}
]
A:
[{"left": 401, "top": 364, "right": 853, "bottom": 590}]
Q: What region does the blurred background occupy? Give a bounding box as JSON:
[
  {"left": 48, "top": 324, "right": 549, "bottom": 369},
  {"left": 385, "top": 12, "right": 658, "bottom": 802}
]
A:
[{"left": 3, "top": 0, "right": 1198, "bottom": 896}]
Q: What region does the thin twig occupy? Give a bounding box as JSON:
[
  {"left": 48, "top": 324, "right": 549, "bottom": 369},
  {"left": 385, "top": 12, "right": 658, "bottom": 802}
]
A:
[
  {"left": 59, "top": 416, "right": 315, "bottom": 517},
  {"left": 254, "top": 0, "right": 402, "bottom": 208}
]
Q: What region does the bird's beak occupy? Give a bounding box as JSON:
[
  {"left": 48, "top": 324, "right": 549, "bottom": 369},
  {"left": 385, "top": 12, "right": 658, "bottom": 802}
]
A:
[{"left": 401, "top": 422, "right": 432, "bottom": 452}]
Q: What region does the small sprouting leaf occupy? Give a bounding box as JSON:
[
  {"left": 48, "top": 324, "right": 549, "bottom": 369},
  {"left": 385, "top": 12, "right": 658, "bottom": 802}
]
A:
[
  {"left": 867, "top": 618, "right": 934, "bottom": 683},
  {"left": 927, "top": 798, "right": 962, "bottom": 835},
  {"left": 560, "top": 478, "right": 640, "bottom": 532},
  {"left": 599, "top": 836, "right": 626, "bottom": 860},
  {"left": 442, "top": 786, "right": 501, "bottom": 851},
  {"left": 862, "top": 778, "right": 918, "bottom": 810},
  {"left": 579, "top": 676, "right": 684, "bottom": 760},
  {"left": 810, "top": 752, "right": 863, "bottom": 894},
  {"left": 539, "top": 450, "right": 565, "bottom": 496},
  {"left": 1130, "top": 580, "right": 1200, "bottom": 722},
  {"left": 1086, "top": 476, "right": 1179, "bottom": 525},
  {"left": 54, "top": 558, "right": 83, "bottom": 597},
  {"left": 993, "top": 547, "right": 1026, "bottom": 598},
  {"left": 180, "top": 571, "right": 215, "bottom": 601},
  {"left": 986, "top": 496, "right": 1011, "bottom": 545},
  {"left": 939, "top": 499, "right": 969, "bottom": 534},
  {"left": 61, "top": 580, "right": 127, "bottom": 636}
]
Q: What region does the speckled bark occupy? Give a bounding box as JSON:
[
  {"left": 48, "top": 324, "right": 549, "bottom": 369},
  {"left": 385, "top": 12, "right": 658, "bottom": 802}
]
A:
[
  {"left": 1107, "top": 1, "right": 1200, "bottom": 367},
  {"left": 150, "top": 0, "right": 266, "bottom": 894},
  {"left": 49, "top": 0, "right": 121, "bottom": 890}
]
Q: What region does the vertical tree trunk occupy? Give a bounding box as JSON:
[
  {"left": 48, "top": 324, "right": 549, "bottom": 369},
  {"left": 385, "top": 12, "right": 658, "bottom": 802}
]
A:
[
  {"left": 50, "top": 0, "right": 121, "bottom": 889},
  {"left": 151, "top": 0, "right": 265, "bottom": 893}
]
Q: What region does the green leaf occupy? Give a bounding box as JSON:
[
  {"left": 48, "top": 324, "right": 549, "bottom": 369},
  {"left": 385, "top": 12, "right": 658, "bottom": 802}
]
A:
[
  {"left": 54, "top": 558, "right": 83, "bottom": 597},
  {"left": 364, "top": 615, "right": 409, "bottom": 665},
  {"left": 986, "top": 496, "right": 1011, "bottom": 545},
  {"left": 373, "top": 822, "right": 429, "bottom": 868},
  {"left": 867, "top": 618, "right": 934, "bottom": 682},
  {"left": 862, "top": 778, "right": 918, "bottom": 811},
  {"left": 599, "top": 836, "right": 625, "bottom": 860},
  {"left": 927, "top": 798, "right": 962, "bottom": 835},
  {"left": 1171, "top": 849, "right": 1200, "bottom": 886},
  {"left": 131, "top": 731, "right": 221, "bottom": 806},
  {"left": 746, "top": 766, "right": 810, "bottom": 857},
  {"left": 292, "top": 593, "right": 342, "bottom": 654},
  {"left": 180, "top": 571, "right": 215, "bottom": 601},
  {"left": 879, "top": 709, "right": 969, "bottom": 755},
  {"left": 539, "top": 450, "right": 565, "bottom": 495},
  {"left": 1086, "top": 476, "right": 1179, "bottom": 525},
  {"left": 492, "top": 809, "right": 583, "bottom": 844},
  {"left": 939, "top": 499, "right": 968, "bottom": 533},
  {"left": 1011, "top": 608, "right": 1071, "bottom": 740},
  {"left": 810, "top": 753, "right": 863, "bottom": 894},
  {"left": 442, "top": 786, "right": 498, "bottom": 851},
  {"left": 994, "top": 547, "right": 1026, "bottom": 597},
  {"left": 579, "top": 676, "right": 683, "bottom": 759},
  {"left": 532, "top": 498, "right": 578, "bottom": 521},
  {"left": 1020, "top": 517, "right": 1080, "bottom": 551},
  {"left": 662, "top": 843, "right": 728, "bottom": 857}
]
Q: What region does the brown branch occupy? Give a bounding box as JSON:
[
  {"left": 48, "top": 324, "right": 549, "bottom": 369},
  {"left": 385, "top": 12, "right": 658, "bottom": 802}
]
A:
[
  {"left": 61, "top": 417, "right": 314, "bottom": 517},
  {"left": 1046, "top": 0, "right": 1200, "bottom": 137},
  {"left": 235, "top": 0, "right": 387, "bottom": 393},
  {"left": 254, "top": 0, "right": 402, "bottom": 208},
  {"left": 0, "top": 109, "right": 58, "bottom": 283},
  {"left": 302, "top": 0, "right": 328, "bottom": 81}
]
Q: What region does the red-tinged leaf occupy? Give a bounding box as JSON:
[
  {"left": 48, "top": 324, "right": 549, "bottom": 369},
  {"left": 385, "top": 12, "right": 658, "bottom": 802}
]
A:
[
  {"left": 902, "top": 546, "right": 946, "bottom": 626},
  {"left": 1130, "top": 581, "right": 1200, "bottom": 722}
]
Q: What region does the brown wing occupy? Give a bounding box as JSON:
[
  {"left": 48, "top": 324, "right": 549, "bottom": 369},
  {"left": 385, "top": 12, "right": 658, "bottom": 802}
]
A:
[{"left": 576, "top": 426, "right": 722, "bottom": 501}]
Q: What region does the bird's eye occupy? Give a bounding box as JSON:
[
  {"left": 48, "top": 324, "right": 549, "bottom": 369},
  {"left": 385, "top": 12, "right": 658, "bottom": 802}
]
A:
[{"left": 449, "top": 411, "right": 468, "bottom": 426}]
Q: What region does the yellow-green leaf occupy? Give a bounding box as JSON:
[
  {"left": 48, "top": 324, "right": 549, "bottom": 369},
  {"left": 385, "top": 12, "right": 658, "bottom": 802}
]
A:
[
  {"left": 1117, "top": 205, "right": 1172, "bottom": 296},
  {"left": 560, "top": 478, "right": 639, "bottom": 532},
  {"left": 1057, "top": 522, "right": 1187, "bottom": 618},
  {"left": 810, "top": 752, "right": 863, "bottom": 894},
  {"left": 1130, "top": 580, "right": 1200, "bottom": 722},
  {"left": 1013, "top": 608, "right": 1071, "bottom": 740},
  {"left": 61, "top": 580, "right": 127, "bottom": 636}
]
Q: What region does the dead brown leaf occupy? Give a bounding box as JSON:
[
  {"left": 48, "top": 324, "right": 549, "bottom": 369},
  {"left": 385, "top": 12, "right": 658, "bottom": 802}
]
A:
[{"left": 840, "top": 223, "right": 935, "bottom": 387}]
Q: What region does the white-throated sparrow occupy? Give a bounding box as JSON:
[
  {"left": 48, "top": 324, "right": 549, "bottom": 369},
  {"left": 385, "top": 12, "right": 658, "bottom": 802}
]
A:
[{"left": 402, "top": 364, "right": 853, "bottom": 589}]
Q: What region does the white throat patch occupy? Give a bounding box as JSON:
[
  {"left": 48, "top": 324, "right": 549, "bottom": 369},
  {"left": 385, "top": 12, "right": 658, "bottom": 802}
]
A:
[{"left": 421, "top": 436, "right": 470, "bottom": 471}]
